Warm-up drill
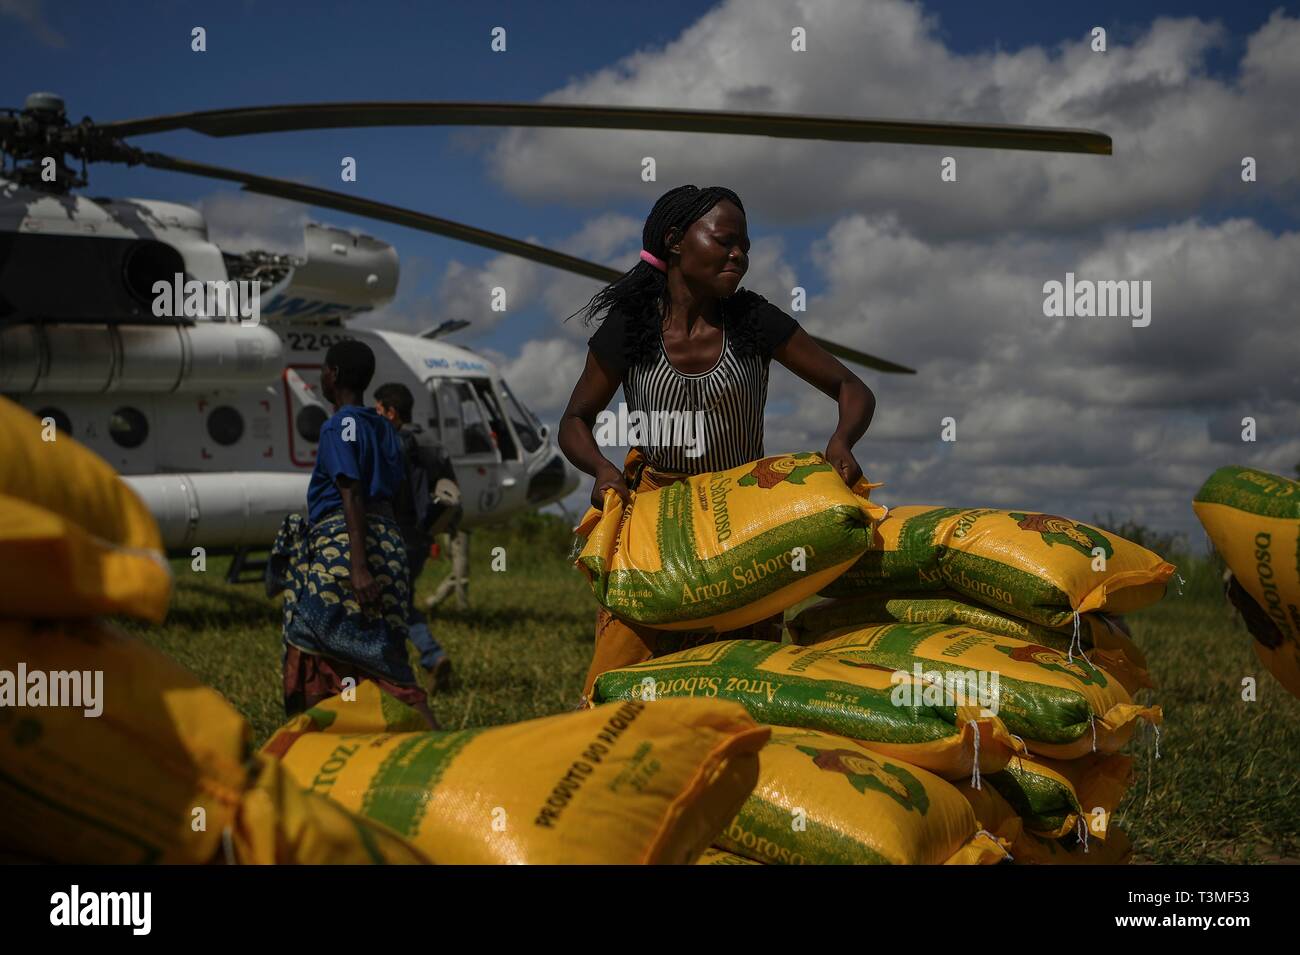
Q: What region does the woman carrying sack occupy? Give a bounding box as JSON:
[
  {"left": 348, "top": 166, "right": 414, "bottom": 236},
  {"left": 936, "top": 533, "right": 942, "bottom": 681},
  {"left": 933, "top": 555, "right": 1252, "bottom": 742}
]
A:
[{"left": 559, "top": 185, "right": 878, "bottom": 703}]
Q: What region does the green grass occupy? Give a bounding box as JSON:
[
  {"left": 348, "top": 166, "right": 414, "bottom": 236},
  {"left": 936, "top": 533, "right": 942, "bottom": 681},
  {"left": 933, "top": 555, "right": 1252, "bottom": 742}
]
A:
[
  {"left": 119, "top": 516, "right": 1300, "bottom": 864},
  {"left": 1111, "top": 554, "right": 1300, "bottom": 863},
  {"left": 120, "top": 512, "right": 594, "bottom": 747}
]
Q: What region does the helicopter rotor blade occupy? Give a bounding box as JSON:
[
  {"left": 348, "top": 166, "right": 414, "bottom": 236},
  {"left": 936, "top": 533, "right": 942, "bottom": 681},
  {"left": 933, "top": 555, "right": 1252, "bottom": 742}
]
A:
[
  {"left": 137, "top": 150, "right": 915, "bottom": 373},
  {"left": 104, "top": 102, "right": 1111, "bottom": 155},
  {"left": 814, "top": 339, "right": 915, "bottom": 375},
  {"left": 139, "top": 151, "right": 623, "bottom": 283}
]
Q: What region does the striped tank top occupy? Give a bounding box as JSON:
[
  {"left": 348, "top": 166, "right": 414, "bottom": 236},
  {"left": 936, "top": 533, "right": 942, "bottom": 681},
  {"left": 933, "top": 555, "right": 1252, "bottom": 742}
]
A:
[{"left": 587, "top": 293, "right": 799, "bottom": 475}]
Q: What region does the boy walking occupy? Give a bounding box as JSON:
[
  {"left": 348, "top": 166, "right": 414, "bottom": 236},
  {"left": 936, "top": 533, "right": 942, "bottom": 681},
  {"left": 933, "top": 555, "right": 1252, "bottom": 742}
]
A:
[{"left": 374, "top": 382, "right": 461, "bottom": 689}]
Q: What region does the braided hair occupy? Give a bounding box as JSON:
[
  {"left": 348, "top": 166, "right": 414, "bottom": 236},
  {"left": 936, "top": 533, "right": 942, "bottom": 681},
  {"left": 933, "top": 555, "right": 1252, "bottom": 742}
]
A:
[{"left": 569, "top": 184, "right": 764, "bottom": 368}]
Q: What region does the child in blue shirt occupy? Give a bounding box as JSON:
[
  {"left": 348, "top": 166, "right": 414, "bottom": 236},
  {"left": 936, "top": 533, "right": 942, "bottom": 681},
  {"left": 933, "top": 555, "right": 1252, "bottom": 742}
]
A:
[{"left": 271, "top": 339, "right": 436, "bottom": 726}]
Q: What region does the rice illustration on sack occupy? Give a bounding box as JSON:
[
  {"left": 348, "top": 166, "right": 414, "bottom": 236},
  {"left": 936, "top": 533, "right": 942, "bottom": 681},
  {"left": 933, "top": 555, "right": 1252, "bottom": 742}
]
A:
[
  {"left": 737, "top": 452, "right": 832, "bottom": 489},
  {"left": 796, "top": 745, "right": 930, "bottom": 813},
  {"left": 1009, "top": 512, "right": 1114, "bottom": 560}
]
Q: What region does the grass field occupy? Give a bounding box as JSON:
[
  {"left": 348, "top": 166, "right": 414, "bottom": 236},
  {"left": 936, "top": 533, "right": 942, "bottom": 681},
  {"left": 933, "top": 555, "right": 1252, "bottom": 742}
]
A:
[{"left": 120, "top": 510, "right": 1300, "bottom": 864}]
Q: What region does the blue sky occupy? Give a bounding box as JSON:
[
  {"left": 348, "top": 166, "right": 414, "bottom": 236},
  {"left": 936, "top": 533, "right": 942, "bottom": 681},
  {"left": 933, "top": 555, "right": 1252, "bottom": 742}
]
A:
[{"left": 3, "top": 0, "right": 1298, "bottom": 532}]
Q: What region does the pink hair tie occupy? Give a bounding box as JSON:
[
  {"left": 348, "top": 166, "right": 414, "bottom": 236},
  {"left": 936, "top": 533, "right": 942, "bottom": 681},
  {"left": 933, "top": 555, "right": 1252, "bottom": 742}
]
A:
[{"left": 639, "top": 249, "right": 667, "bottom": 272}]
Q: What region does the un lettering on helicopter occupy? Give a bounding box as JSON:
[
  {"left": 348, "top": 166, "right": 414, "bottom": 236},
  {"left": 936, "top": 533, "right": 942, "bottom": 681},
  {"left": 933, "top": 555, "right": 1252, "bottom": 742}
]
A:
[{"left": 0, "top": 177, "right": 579, "bottom": 559}]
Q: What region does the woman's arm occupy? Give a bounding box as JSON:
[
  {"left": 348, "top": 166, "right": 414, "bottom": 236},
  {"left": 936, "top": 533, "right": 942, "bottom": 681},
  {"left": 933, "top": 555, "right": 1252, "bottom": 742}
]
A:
[
  {"left": 772, "top": 327, "right": 876, "bottom": 486},
  {"left": 338, "top": 476, "right": 380, "bottom": 613},
  {"left": 558, "top": 350, "right": 632, "bottom": 509}
]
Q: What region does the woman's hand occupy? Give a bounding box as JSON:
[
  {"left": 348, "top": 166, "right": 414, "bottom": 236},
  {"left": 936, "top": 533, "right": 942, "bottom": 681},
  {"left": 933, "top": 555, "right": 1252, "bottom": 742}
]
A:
[
  {"left": 350, "top": 564, "right": 380, "bottom": 613},
  {"left": 350, "top": 564, "right": 381, "bottom": 614},
  {"left": 824, "top": 437, "right": 863, "bottom": 488},
  {"left": 338, "top": 476, "right": 381, "bottom": 614},
  {"left": 591, "top": 460, "right": 631, "bottom": 510}
]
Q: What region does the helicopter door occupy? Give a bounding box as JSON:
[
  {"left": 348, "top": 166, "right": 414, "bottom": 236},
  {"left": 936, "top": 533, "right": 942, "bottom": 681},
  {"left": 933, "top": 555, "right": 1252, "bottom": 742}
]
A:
[
  {"left": 469, "top": 378, "right": 535, "bottom": 514},
  {"left": 436, "top": 377, "right": 505, "bottom": 523},
  {"left": 428, "top": 378, "right": 464, "bottom": 457}
]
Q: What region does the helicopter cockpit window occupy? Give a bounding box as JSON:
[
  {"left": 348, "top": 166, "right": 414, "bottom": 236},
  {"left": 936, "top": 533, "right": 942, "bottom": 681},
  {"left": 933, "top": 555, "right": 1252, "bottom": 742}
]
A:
[
  {"left": 470, "top": 379, "right": 518, "bottom": 459},
  {"left": 430, "top": 380, "right": 464, "bottom": 457},
  {"left": 425, "top": 386, "right": 440, "bottom": 441},
  {"left": 457, "top": 382, "right": 495, "bottom": 455},
  {"left": 207, "top": 406, "right": 245, "bottom": 446},
  {"left": 296, "top": 405, "right": 328, "bottom": 444},
  {"left": 498, "top": 379, "right": 542, "bottom": 454},
  {"left": 109, "top": 406, "right": 149, "bottom": 449}
]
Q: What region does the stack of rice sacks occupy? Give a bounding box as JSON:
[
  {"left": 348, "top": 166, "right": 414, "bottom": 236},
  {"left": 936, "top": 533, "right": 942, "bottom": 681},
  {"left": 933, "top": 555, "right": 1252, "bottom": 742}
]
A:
[{"left": 589, "top": 494, "right": 1172, "bottom": 865}]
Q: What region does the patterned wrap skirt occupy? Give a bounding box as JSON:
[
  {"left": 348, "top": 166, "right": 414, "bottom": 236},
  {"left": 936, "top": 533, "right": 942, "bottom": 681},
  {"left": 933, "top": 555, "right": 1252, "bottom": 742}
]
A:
[{"left": 271, "top": 509, "right": 422, "bottom": 713}]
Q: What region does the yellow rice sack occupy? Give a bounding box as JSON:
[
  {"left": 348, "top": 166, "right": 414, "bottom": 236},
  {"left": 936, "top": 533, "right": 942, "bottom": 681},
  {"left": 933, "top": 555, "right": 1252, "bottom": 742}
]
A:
[
  {"left": 264, "top": 683, "right": 769, "bottom": 864},
  {"left": 790, "top": 593, "right": 1153, "bottom": 694},
  {"left": 985, "top": 753, "right": 1132, "bottom": 840},
  {"left": 815, "top": 623, "right": 1161, "bottom": 759},
  {"left": 695, "top": 846, "right": 762, "bottom": 865},
  {"left": 0, "top": 619, "right": 427, "bottom": 865},
  {"left": 0, "top": 397, "right": 170, "bottom": 622},
  {"left": 574, "top": 451, "right": 886, "bottom": 632},
  {"left": 590, "top": 639, "right": 1021, "bottom": 781},
  {"left": 957, "top": 778, "right": 1024, "bottom": 848},
  {"left": 1012, "top": 826, "right": 1133, "bottom": 865},
  {"left": 231, "top": 755, "right": 430, "bottom": 865},
  {"left": 1194, "top": 466, "right": 1300, "bottom": 698},
  {"left": 960, "top": 780, "right": 1131, "bottom": 864},
  {"left": 821, "top": 505, "right": 1175, "bottom": 628},
  {"left": 717, "top": 727, "right": 1008, "bottom": 865},
  {"left": 0, "top": 618, "right": 249, "bottom": 863}
]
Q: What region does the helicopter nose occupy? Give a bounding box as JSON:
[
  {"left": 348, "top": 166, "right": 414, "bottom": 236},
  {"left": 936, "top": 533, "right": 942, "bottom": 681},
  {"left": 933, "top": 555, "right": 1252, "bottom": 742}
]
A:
[{"left": 525, "top": 448, "right": 580, "bottom": 506}]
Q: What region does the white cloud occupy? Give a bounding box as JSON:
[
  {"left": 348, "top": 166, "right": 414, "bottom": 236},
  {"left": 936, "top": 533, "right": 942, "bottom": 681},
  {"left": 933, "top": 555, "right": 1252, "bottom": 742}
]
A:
[
  {"left": 759, "top": 212, "right": 1300, "bottom": 535},
  {"left": 799, "top": 213, "right": 1300, "bottom": 412},
  {"left": 497, "top": 337, "right": 589, "bottom": 417},
  {"left": 428, "top": 211, "right": 643, "bottom": 342},
  {"left": 196, "top": 192, "right": 309, "bottom": 254},
  {"left": 482, "top": 2, "right": 1300, "bottom": 238}
]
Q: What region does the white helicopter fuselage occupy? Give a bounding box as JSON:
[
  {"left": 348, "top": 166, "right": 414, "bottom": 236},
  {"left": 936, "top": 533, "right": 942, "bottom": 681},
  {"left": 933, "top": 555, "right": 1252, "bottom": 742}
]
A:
[{"left": 0, "top": 177, "right": 579, "bottom": 552}]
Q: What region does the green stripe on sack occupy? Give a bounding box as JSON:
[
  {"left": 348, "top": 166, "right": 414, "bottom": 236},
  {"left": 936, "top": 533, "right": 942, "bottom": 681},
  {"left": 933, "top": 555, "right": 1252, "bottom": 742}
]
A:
[
  {"left": 361, "top": 729, "right": 482, "bottom": 837},
  {"left": 987, "top": 760, "right": 1081, "bottom": 833},
  {"left": 827, "top": 623, "right": 1102, "bottom": 745},
  {"left": 1194, "top": 466, "right": 1300, "bottom": 519},
  {"left": 592, "top": 640, "right": 959, "bottom": 746},
  {"left": 602, "top": 505, "right": 871, "bottom": 624},
  {"left": 938, "top": 551, "right": 1075, "bottom": 625},
  {"left": 304, "top": 704, "right": 339, "bottom": 731},
  {"left": 902, "top": 506, "right": 965, "bottom": 563},
  {"left": 823, "top": 507, "right": 964, "bottom": 595},
  {"left": 804, "top": 594, "right": 1081, "bottom": 645},
  {"left": 720, "top": 791, "right": 893, "bottom": 865},
  {"left": 655, "top": 481, "right": 698, "bottom": 581},
  {"left": 822, "top": 508, "right": 1081, "bottom": 625}
]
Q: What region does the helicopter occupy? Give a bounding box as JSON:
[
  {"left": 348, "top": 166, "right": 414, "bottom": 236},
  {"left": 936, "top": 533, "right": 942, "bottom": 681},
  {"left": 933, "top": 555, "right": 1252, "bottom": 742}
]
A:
[{"left": 0, "top": 92, "right": 1110, "bottom": 573}]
